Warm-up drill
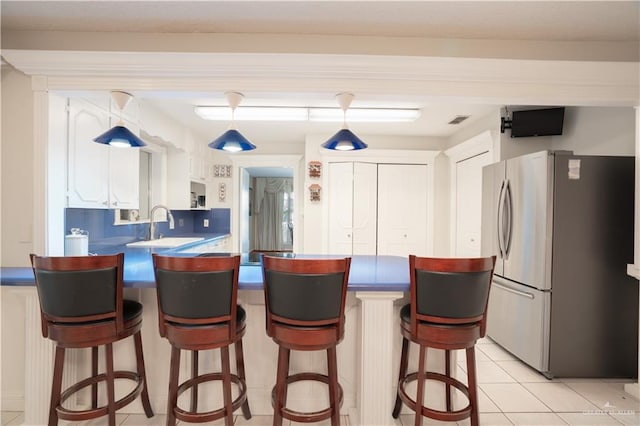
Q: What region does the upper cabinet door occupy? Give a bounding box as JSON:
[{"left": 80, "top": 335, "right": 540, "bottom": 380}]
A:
[
  {"left": 67, "top": 99, "right": 110, "bottom": 208},
  {"left": 377, "top": 164, "right": 428, "bottom": 257},
  {"left": 109, "top": 143, "right": 140, "bottom": 209}
]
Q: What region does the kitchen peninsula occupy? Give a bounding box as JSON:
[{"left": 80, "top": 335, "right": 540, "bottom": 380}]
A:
[{"left": 2, "top": 252, "right": 420, "bottom": 426}]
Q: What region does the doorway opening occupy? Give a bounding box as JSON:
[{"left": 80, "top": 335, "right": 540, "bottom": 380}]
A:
[{"left": 242, "top": 167, "right": 294, "bottom": 261}]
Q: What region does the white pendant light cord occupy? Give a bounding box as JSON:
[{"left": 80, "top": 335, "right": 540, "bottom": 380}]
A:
[
  {"left": 336, "top": 92, "right": 354, "bottom": 129},
  {"left": 226, "top": 91, "right": 244, "bottom": 131},
  {"left": 111, "top": 91, "right": 133, "bottom": 127}
]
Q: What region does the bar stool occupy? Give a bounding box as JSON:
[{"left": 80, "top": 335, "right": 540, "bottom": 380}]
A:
[
  {"left": 392, "top": 255, "right": 496, "bottom": 426},
  {"left": 152, "top": 254, "right": 251, "bottom": 426},
  {"left": 29, "top": 253, "right": 154, "bottom": 426},
  {"left": 261, "top": 256, "right": 351, "bottom": 426}
]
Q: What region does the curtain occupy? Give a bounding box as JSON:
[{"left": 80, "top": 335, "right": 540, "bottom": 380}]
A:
[{"left": 255, "top": 178, "right": 292, "bottom": 250}]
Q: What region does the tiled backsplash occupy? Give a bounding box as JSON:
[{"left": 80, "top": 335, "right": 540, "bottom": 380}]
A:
[{"left": 65, "top": 208, "right": 230, "bottom": 251}]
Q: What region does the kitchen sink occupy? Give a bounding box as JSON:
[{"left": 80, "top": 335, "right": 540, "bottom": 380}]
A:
[{"left": 126, "top": 237, "right": 204, "bottom": 248}]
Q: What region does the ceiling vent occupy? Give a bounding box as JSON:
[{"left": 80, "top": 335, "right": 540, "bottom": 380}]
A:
[{"left": 448, "top": 115, "right": 470, "bottom": 125}]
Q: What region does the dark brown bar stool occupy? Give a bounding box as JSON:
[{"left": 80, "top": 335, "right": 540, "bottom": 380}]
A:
[
  {"left": 392, "top": 255, "right": 496, "bottom": 426},
  {"left": 29, "top": 253, "right": 154, "bottom": 426},
  {"left": 152, "top": 254, "right": 251, "bottom": 426},
  {"left": 261, "top": 256, "right": 351, "bottom": 426}
]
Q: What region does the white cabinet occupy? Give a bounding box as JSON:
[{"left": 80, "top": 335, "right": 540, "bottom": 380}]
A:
[
  {"left": 188, "top": 141, "right": 210, "bottom": 182},
  {"left": 108, "top": 141, "right": 140, "bottom": 209},
  {"left": 177, "top": 236, "right": 231, "bottom": 254},
  {"left": 328, "top": 162, "right": 377, "bottom": 255},
  {"left": 167, "top": 147, "right": 209, "bottom": 210},
  {"left": 67, "top": 99, "right": 140, "bottom": 209},
  {"left": 377, "top": 164, "right": 428, "bottom": 256},
  {"left": 328, "top": 162, "right": 428, "bottom": 256}
]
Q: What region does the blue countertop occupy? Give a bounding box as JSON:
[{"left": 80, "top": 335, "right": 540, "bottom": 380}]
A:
[{"left": 1, "top": 249, "right": 410, "bottom": 292}]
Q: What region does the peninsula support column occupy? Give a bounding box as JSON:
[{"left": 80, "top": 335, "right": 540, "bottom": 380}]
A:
[
  {"left": 355, "top": 291, "right": 404, "bottom": 426},
  {"left": 625, "top": 106, "right": 640, "bottom": 399}
]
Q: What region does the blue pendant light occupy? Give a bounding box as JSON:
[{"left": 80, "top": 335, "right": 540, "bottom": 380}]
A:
[
  {"left": 93, "top": 91, "right": 146, "bottom": 148},
  {"left": 208, "top": 92, "right": 256, "bottom": 152},
  {"left": 322, "top": 92, "right": 368, "bottom": 151}
]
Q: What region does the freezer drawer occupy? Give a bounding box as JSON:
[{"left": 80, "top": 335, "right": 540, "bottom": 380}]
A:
[{"left": 486, "top": 276, "right": 550, "bottom": 374}]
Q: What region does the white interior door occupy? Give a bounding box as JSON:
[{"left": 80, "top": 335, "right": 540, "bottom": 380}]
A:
[
  {"left": 455, "top": 151, "right": 492, "bottom": 256},
  {"left": 352, "top": 162, "right": 377, "bottom": 255},
  {"left": 377, "top": 164, "right": 428, "bottom": 256},
  {"left": 328, "top": 162, "right": 354, "bottom": 255}
]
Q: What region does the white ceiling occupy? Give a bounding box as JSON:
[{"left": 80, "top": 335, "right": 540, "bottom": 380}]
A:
[
  {"left": 2, "top": 1, "right": 638, "bottom": 142},
  {"left": 3, "top": 1, "right": 639, "bottom": 41}
]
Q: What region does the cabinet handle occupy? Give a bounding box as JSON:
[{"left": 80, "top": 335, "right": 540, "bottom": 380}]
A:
[
  {"left": 347, "top": 233, "right": 351, "bottom": 238},
  {"left": 112, "top": 201, "right": 118, "bottom": 207},
  {"left": 102, "top": 201, "right": 108, "bottom": 206}
]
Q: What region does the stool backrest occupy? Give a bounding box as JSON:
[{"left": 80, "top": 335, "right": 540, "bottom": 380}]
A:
[
  {"left": 409, "top": 255, "right": 496, "bottom": 337},
  {"left": 29, "top": 253, "right": 124, "bottom": 338},
  {"left": 261, "top": 256, "right": 351, "bottom": 334},
  {"left": 152, "top": 254, "right": 241, "bottom": 337}
]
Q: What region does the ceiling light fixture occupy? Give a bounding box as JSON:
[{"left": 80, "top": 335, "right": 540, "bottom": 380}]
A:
[
  {"left": 195, "top": 105, "right": 420, "bottom": 122},
  {"left": 321, "top": 92, "right": 368, "bottom": 151},
  {"left": 309, "top": 108, "right": 421, "bottom": 122},
  {"left": 207, "top": 92, "right": 257, "bottom": 153},
  {"left": 195, "top": 106, "right": 308, "bottom": 121},
  {"left": 93, "top": 91, "right": 146, "bottom": 148}
]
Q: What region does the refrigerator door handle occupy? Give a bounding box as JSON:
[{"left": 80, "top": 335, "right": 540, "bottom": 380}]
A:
[
  {"left": 493, "top": 279, "right": 535, "bottom": 300},
  {"left": 504, "top": 179, "right": 513, "bottom": 259},
  {"left": 496, "top": 180, "right": 506, "bottom": 258}
]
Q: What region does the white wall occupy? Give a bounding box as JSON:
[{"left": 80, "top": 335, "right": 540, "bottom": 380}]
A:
[
  {"left": 445, "top": 109, "right": 501, "bottom": 150},
  {"left": 302, "top": 133, "right": 448, "bottom": 255},
  {"left": 500, "top": 106, "right": 636, "bottom": 160},
  {"left": 1, "top": 67, "right": 34, "bottom": 266}
]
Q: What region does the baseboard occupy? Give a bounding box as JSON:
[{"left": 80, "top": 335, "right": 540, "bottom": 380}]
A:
[
  {"left": 1, "top": 393, "right": 24, "bottom": 411},
  {"left": 624, "top": 382, "right": 639, "bottom": 399}
]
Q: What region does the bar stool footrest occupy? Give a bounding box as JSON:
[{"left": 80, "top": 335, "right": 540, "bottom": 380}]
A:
[
  {"left": 57, "top": 371, "right": 143, "bottom": 421},
  {"left": 398, "top": 371, "right": 472, "bottom": 422},
  {"left": 174, "top": 372, "right": 248, "bottom": 423},
  {"left": 271, "top": 372, "right": 344, "bottom": 424}
]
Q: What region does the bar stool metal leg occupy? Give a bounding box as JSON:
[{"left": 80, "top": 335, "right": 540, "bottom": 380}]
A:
[
  {"left": 133, "top": 331, "right": 154, "bottom": 417},
  {"left": 91, "top": 347, "right": 98, "bottom": 410},
  {"left": 414, "top": 345, "right": 426, "bottom": 426},
  {"left": 466, "top": 347, "right": 479, "bottom": 426},
  {"left": 273, "top": 346, "right": 290, "bottom": 426},
  {"left": 392, "top": 337, "right": 409, "bottom": 418},
  {"left": 235, "top": 339, "right": 252, "bottom": 420},
  {"left": 327, "top": 347, "right": 340, "bottom": 426},
  {"left": 221, "top": 345, "right": 234, "bottom": 426},
  {"left": 191, "top": 350, "right": 199, "bottom": 413},
  {"left": 167, "top": 346, "right": 181, "bottom": 426},
  {"left": 105, "top": 343, "right": 116, "bottom": 426},
  {"left": 445, "top": 349, "right": 452, "bottom": 412},
  {"left": 49, "top": 346, "right": 65, "bottom": 426}
]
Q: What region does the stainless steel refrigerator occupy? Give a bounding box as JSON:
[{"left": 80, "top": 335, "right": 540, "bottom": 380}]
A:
[{"left": 481, "top": 150, "right": 638, "bottom": 378}]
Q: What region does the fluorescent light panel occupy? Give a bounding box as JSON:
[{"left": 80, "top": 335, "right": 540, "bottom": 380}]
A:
[{"left": 194, "top": 106, "right": 420, "bottom": 122}]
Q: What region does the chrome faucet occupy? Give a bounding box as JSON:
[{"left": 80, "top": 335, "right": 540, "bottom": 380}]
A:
[{"left": 149, "top": 204, "right": 175, "bottom": 240}]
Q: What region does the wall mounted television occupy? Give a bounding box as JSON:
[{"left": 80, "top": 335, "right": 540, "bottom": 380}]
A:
[{"left": 510, "top": 107, "right": 565, "bottom": 138}]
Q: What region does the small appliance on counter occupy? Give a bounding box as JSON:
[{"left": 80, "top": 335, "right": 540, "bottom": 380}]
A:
[{"left": 64, "top": 228, "right": 89, "bottom": 256}]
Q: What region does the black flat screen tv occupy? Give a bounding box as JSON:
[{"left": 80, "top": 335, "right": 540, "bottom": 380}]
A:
[{"left": 510, "top": 107, "right": 565, "bottom": 138}]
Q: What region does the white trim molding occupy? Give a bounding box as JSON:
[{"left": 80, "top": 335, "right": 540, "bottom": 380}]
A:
[
  {"left": 2, "top": 49, "right": 639, "bottom": 107},
  {"left": 444, "top": 130, "right": 496, "bottom": 256}
]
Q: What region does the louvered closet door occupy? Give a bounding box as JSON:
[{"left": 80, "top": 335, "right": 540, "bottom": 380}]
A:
[{"left": 377, "top": 164, "right": 428, "bottom": 256}]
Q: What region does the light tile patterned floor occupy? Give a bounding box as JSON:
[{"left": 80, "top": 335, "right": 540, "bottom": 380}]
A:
[{"left": 2, "top": 338, "right": 638, "bottom": 425}]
